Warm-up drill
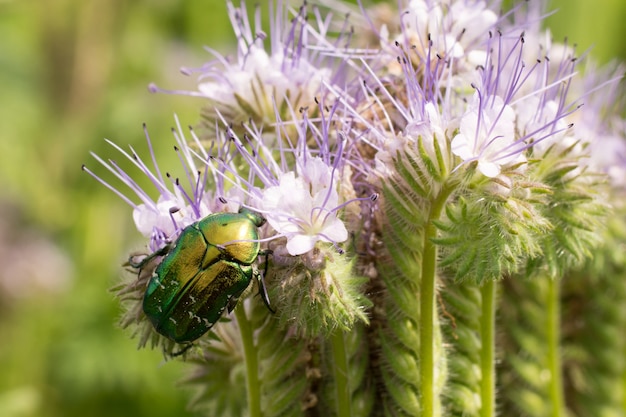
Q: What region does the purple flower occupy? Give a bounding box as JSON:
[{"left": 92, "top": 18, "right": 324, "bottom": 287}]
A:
[
  {"left": 372, "top": 24, "right": 583, "bottom": 179},
  {"left": 220, "top": 102, "right": 372, "bottom": 256},
  {"left": 400, "top": 0, "right": 498, "bottom": 61},
  {"left": 150, "top": 1, "right": 350, "bottom": 127},
  {"left": 575, "top": 62, "right": 626, "bottom": 187},
  {"left": 451, "top": 92, "right": 520, "bottom": 177},
  {"left": 83, "top": 118, "right": 235, "bottom": 251},
  {"left": 262, "top": 157, "right": 349, "bottom": 255}
]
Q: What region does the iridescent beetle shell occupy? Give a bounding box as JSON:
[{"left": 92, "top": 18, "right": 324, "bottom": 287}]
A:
[{"left": 140, "top": 208, "right": 270, "bottom": 343}]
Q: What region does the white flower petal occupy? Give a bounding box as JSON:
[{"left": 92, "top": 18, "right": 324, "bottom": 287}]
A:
[
  {"left": 478, "top": 161, "right": 501, "bottom": 178},
  {"left": 451, "top": 134, "right": 472, "bottom": 160},
  {"left": 453, "top": 93, "right": 520, "bottom": 176},
  {"left": 320, "top": 216, "right": 349, "bottom": 243},
  {"left": 286, "top": 234, "right": 318, "bottom": 256},
  {"left": 261, "top": 156, "right": 350, "bottom": 256}
]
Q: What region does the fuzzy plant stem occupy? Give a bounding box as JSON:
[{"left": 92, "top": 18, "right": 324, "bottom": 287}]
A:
[
  {"left": 420, "top": 228, "right": 437, "bottom": 416},
  {"left": 234, "top": 303, "right": 262, "bottom": 417},
  {"left": 480, "top": 279, "right": 496, "bottom": 417},
  {"left": 421, "top": 185, "right": 454, "bottom": 416},
  {"left": 547, "top": 277, "right": 564, "bottom": 417},
  {"left": 330, "top": 330, "right": 352, "bottom": 417}
]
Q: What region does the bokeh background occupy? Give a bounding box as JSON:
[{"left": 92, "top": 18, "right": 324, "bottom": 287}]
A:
[{"left": 0, "top": 1, "right": 624, "bottom": 416}]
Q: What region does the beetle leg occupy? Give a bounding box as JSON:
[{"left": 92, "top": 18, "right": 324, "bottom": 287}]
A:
[
  {"left": 127, "top": 244, "right": 171, "bottom": 269},
  {"left": 170, "top": 343, "right": 194, "bottom": 357},
  {"left": 257, "top": 250, "right": 275, "bottom": 313},
  {"left": 227, "top": 295, "right": 240, "bottom": 313},
  {"left": 256, "top": 270, "right": 274, "bottom": 313},
  {"left": 258, "top": 249, "right": 273, "bottom": 277}
]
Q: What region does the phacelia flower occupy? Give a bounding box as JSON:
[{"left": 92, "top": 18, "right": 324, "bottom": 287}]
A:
[
  {"left": 83, "top": 118, "right": 241, "bottom": 252},
  {"left": 450, "top": 30, "right": 580, "bottom": 177},
  {"left": 202, "top": 101, "right": 375, "bottom": 337},
  {"left": 451, "top": 92, "right": 520, "bottom": 177},
  {"left": 572, "top": 61, "right": 626, "bottom": 188},
  {"left": 150, "top": 1, "right": 349, "bottom": 130},
  {"left": 376, "top": 0, "right": 502, "bottom": 86},
  {"left": 83, "top": 118, "right": 248, "bottom": 352},
  {"left": 329, "top": 31, "right": 459, "bottom": 188},
  {"left": 223, "top": 102, "right": 366, "bottom": 257},
  {"left": 402, "top": 0, "right": 498, "bottom": 60},
  {"left": 262, "top": 157, "right": 348, "bottom": 255}
]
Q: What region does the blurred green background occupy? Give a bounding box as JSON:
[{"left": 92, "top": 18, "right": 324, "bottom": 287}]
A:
[{"left": 0, "top": 1, "right": 623, "bottom": 416}]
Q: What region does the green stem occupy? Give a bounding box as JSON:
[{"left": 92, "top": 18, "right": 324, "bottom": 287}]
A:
[
  {"left": 330, "top": 330, "right": 352, "bottom": 417},
  {"left": 547, "top": 278, "right": 564, "bottom": 417},
  {"left": 420, "top": 232, "right": 436, "bottom": 417},
  {"left": 420, "top": 185, "right": 454, "bottom": 416},
  {"left": 235, "top": 303, "right": 262, "bottom": 417},
  {"left": 480, "top": 280, "right": 496, "bottom": 417}
]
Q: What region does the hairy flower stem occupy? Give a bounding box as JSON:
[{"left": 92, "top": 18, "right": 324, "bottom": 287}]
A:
[
  {"left": 480, "top": 280, "right": 496, "bottom": 417},
  {"left": 234, "top": 303, "right": 261, "bottom": 417},
  {"left": 421, "top": 185, "right": 455, "bottom": 416},
  {"left": 547, "top": 277, "right": 564, "bottom": 417},
  {"left": 330, "top": 330, "right": 352, "bottom": 417}
]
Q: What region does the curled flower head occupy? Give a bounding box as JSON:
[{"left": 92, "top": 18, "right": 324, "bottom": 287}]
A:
[
  {"left": 223, "top": 102, "right": 369, "bottom": 256},
  {"left": 150, "top": 1, "right": 349, "bottom": 129},
  {"left": 401, "top": 0, "right": 498, "bottom": 61},
  {"left": 376, "top": 0, "right": 502, "bottom": 84},
  {"left": 82, "top": 1, "right": 626, "bottom": 414},
  {"left": 83, "top": 118, "right": 238, "bottom": 251},
  {"left": 451, "top": 30, "right": 579, "bottom": 177}
]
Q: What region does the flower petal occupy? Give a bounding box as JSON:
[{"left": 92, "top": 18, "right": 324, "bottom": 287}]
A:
[{"left": 286, "top": 234, "right": 318, "bottom": 256}]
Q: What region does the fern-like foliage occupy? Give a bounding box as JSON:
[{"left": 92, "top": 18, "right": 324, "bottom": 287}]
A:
[
  {"left": 525, "top": 144, "right": 609, "bottom": 278},
  {"left": 434, "top": 173, "right": 551, "bottom": 284}
]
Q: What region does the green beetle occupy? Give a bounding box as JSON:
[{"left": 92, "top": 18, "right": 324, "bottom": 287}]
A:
[{"left": 134, "top": 207, "right": 272, "bottom": 344}]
